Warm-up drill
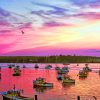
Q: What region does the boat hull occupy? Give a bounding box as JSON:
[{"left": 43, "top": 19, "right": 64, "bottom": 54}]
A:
[
  {"left": 79, "top": 74, "right": 87, "bottom": 78},
  {"left": 34, "top": 83, "right": 53, "bottom": 87},
  {"left": 13, "top": 73, "right": 21, "bottom": 76},
  {"left": 3, "top": 94, "right": 33, "bottom": 100},
  {"left": 62, "top": 79, "right": 75, "bottom": 83},
  {"left": 57, "top": 74, "right": 63, "bottom": 80}
]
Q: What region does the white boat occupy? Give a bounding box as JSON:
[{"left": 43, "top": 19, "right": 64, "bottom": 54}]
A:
[{"left": 33, "top": 77, "right": 53, "bottom": 87}]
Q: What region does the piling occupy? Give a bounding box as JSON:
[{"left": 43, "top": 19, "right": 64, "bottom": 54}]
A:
[
  {"left": 93, "top": 96, "right": 97, "bottom": 100},
  {"left": 77, "top": 96, "right": 80, "bottom": 100},
  {"left": 34, "top": 95, "right": 38, "bottom": 100}
]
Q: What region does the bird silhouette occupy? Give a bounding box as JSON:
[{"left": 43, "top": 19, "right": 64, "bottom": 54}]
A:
[{"left": 21, "top": 30, "right": 24, "bottom": 34}]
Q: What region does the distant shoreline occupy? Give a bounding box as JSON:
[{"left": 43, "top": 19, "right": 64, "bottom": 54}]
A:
[{"left": 0, "top": 55, "right": 100, "bottom": 63}]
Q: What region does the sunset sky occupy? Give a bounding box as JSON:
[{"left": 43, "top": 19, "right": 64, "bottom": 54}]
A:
[{"left": 0, "top": 0, "right": 100, "bottom": 56}]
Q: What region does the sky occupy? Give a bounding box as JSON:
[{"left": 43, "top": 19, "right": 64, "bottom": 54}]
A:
[{"left": 0, "top": 0, "right": 100, "bottom": 56}]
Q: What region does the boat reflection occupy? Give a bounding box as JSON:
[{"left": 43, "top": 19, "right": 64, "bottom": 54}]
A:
[
  {"left": 62, "top": 82, "right": 75, "bottom": 88},
  {"left": 34, "top": 87, "right": 53, "bottom": 93}
]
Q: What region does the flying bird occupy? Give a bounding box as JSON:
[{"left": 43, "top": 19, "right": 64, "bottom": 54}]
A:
[{"left": 21, "top": 30, "right": 24, "bottom": 34}]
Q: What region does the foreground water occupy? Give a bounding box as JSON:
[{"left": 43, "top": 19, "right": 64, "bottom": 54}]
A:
[{"left": 0, "top": 63, "right": 100, "bottom": 100}]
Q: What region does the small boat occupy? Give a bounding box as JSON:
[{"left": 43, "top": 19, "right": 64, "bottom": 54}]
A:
[
  {"left": 8, "top": 65, "right": 12, "bottom": 68},
  {"left": 83, "top": 66, "right": 92, "bottom": 72},
  {"left": 57, "top": 74, "right": 63, "bottom": 80},
  {"left": 62, "top": 75, "right": 75, "bottom": 83},
  {"left": 33, "top": 77, "right": 53, "bottom": 87},
  {"left": 13, "top": 66, "right": 21, "bottom": 76},
  {"left": 2, "top": 90, "right": 34, "bottom": 100},
  {"left": 55, "top": 66, "right": 60, "bottom": 70},
  {"left": 62, "top": 67, "right": 69, "bottom": 72},
  {"left": 45, "top": 65, "right": 52, "bottom": 69},
  {"left": 8, "top": 64, "right": 15, "bottom": 68},
  {"left": 34, "top": 64, "right": 39, "bottom": 69},
  {"left": 77, "top": 64, "right": 79, "bottom": 66},
  {"left": 57, "top": 69, "right": 68, "bottom": 74},
  {"left": 23, "top": 65, "right": 26, "bottom": 68},
  {"left": 79, "top": 70, "right": 87, "bottom": 78}
]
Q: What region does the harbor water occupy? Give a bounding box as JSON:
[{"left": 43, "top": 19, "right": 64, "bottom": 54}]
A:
[{"left": 0, "top": 63, "right": 100, "bottom": 100}]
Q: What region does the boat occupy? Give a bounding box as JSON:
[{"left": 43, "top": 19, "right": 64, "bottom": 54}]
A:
[
  {"left": 13, "top": 66, "right": 21, "bottom": 76},
  {"left": 34, "top": 64, "right": 39, "bottom": 69},
  {"left": 83, "top": 66, "right": 92, "bottom": 72},
  {"left": 77, "top": 64, "right": 79, "bottom": 66},
  {"left": 57, "top": 74, "right": 63, "bottom": 80},
  {"left": 62, "top": 67, "right": 69, "bottom": 72},
  {"left": 79, "top": 70, "right": 87, "bottom": 78},
  {"left": 33, "top": 77, "right": 53, "bottom": 87},
  {"left": 55, "top": 66, "right": 60, "bottom": 70},
  {"left": 8, "top": 65, "right": 12, "bottom": 68},
  {"left": 2, "top": 90, "right": 34, "bottom": 100},
  {"left": 62, "top": 75, "right": 75, "bottom": 83},
  {"left": 45, "top": 65, "right": 52, "bottom": 69},
  {"left": 57, "top": 69, "right": 68, "bottom": 74},
  {"left": 23, "top": 65, "right": 26, "bottom": 68},
  {"left": 8, "top": 64, "right": 15, "bottom": 68}
]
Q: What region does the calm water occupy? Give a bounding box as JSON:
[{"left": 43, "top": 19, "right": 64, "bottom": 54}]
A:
[{"left": 0, "top": 63, "right": 100, "bottom": 100}]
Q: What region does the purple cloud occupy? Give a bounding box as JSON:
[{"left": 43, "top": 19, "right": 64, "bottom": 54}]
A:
[
  {"left": 73, "top": 12, "right": 100, "bottom": 19},
  {"left": 31, "top": 1, "right": 68, "bottom": 12},
  {"left": 31, "top": 9, "right": 66, "bottom": 18},
  {"left": 44, "top": 21, "right": 72, "bottom": 27},
  {"left": 84, "top": 49, "right": 100, "bottom": 53},
  {"left": 2, "top": 47, "right": 100, "bottom": 57},
  {"left": 31, "top": 2, "right": 68, "bottom": 17},
  {"left": 18, "top": 22, "right": 33, "bottom": 29},
  {"left": 0, "top": 7, "right": 11, "bottom": 17},
  {"left": 70, "top": 0, "right": 100, "bottom": 6},
  {"left": 0, "top": 20, "right": 10, "bottom": 26}
]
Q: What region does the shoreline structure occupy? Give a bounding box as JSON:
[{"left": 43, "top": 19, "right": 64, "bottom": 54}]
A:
[{"left": 0, "top": 55, "right": 100, "bottom": 63}]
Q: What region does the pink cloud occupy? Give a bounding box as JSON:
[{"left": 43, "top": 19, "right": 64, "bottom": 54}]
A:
[
  {"left": 1, "top": 45, "right": 100, "bottom": 57},
  {"left": 0, "top": 30, "right": 12, "bottom": 34},
  {"left": 18, "top": 22, "right": 33, "bottom": 29},
  {"left": 0, "top": 20, "right": 10, "bottom": 26},
  {"left": 73, "top": 12, "right": 100, "bottom": 20},
  {"left": 90, "top": 4, "right": 100, "bottom": 8}
]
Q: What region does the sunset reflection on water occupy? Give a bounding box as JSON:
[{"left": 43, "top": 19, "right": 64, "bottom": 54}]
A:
[{"left": 0, "top": 63, "right": 100, "bottom": 100}]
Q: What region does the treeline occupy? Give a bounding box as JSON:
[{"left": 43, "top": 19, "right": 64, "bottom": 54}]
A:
[{"left": 0, "top": 55, "right": 100, "bottom": 63}]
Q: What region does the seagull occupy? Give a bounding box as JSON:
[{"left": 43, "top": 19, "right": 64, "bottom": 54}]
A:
[{"left": 21, "top": 30, "right": 24, "bottom": 34}]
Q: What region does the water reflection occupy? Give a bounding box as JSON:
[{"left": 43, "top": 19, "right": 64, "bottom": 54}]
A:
[
  {"left": 62, "top": 82, "right": 75, "bottom": 88},
  {"left": 0, "top": 63, "right": 100, "bottom": 100},
  {"left": 34, "top": 87, "right": 53, "bottom": 93}
]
